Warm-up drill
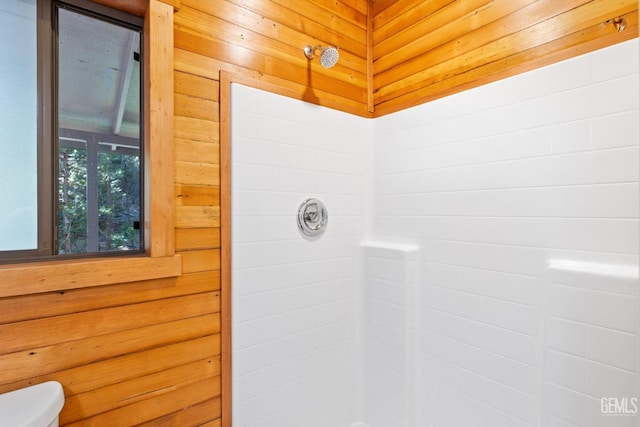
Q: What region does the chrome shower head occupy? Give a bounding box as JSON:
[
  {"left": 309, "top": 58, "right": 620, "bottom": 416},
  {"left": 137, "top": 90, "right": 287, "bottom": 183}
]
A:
[
  {"left": 319, "top": 46, "right": 339, "bottom": 68},
  {"left": 304, "top": 45, "right": 340, "bottom": 69}
]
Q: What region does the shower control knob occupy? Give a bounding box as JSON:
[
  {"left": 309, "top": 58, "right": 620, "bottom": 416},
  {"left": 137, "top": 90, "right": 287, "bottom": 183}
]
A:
[{"left": 297, "top": 198, "right": 328, "bottom": 236}]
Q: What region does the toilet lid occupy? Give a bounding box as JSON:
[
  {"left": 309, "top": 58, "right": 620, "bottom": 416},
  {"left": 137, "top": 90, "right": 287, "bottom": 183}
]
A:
[{"left": 0, "top": 382, "right": 64, "bottom": 427}]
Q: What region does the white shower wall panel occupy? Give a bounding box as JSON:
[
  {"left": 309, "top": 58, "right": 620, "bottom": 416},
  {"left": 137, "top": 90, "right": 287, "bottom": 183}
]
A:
[
  {"left": 374, "top": 39, "right": 639, "bottom": 427},
  {"left": 232, "top": 38, "right": 639, "bottom": 427},
  {"left": 231, "top": 84, "right": 371, "bottom": 427},
  {"left": 361, "top": 242, "right": 419, "bottom": 427}
]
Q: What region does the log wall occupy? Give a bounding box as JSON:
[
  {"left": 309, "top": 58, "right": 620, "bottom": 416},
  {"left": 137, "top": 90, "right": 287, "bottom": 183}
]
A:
[
  {"left": 0, "top": 0, "right": 635, "bottom": 426},
  {"left": 372, "top": 0, "right": 639, "bottom": 115}
]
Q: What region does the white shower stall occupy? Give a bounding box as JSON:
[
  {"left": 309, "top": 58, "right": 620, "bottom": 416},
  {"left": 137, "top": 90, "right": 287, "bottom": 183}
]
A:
[{"left": 231, "top": 39, "right": 639, "bottom": 427}]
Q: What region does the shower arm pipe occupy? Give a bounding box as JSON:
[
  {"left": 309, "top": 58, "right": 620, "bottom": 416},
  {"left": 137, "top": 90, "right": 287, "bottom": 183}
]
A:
[{"left": 303, "top": 45, "right": 323, "bottom": 60}]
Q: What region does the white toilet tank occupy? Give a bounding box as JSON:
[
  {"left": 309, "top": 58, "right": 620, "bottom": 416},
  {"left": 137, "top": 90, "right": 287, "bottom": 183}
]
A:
[{"left": 0, "top": 381, "right": 64, "bottom": 427}]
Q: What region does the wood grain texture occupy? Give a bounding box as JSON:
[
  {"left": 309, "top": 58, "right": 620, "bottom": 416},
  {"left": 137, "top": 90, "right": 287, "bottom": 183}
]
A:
[
  {"left": 145, "top": 0, "right": 176, "bottom": 256},
  {"left": 220, "top": 70, "right": 233, "bottom": 427},
  {"left": 0, "top": 1, "right": 220, "bottom": 425},
  {"left": 372, "top": 0, "right": 639, "bottom": 115},
  {"left": 0, "top": 255, "right": 182, "bottom": 298},
  {"left": 0, "top": 271, "right": 218, "bottom": 324},
  {"left": 176, "top": 227, "right": 221, "bottom": 250},
  {"left": 0, "top": 1, "right": 636, "bottom": 426},
  {"left": 65, "top": 378, "right": 221, "bottom": 426},
  {"left": 175, "top": 0, "right": 370, "bottom": 114}
]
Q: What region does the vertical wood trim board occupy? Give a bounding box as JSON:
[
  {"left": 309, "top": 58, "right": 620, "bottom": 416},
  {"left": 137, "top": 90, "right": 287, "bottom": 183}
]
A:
[
  {"left": 367, "top": 0, "right": 375, "bottom": 112},
  {"left": 145, "top": 0, "right": 175, "bottom": 257},
  {"left": 219, "top": 71, "right": 233, "bottom": 427}
]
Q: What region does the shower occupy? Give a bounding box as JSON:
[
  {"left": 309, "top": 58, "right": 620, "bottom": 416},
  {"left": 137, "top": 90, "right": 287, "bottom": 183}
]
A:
[
  {"left": 304, "top": 44, "right": 339, "bottom": 68},
  {"left": 231, "top": 39, "right": 640, "bottom": 427}
]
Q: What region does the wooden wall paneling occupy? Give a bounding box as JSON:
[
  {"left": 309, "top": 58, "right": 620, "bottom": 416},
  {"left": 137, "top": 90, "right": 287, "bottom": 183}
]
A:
[
  {"left": 174, "top": 115, "right": 219, "bottom": 144},
  {"left": 61, "top": 357, "right": 220, "bottom": 424},
  {"left": 373, "top": 0, "right": 639, "bottom": 114},
  {"left": 175, "top": 70, "right": 220, "bottom": 100},
  {"left": 175, "top": 139, "right": 220, "bottom": 164},
  {"left": 0, "top": 256, "right": 182, "bottom": 298},
  {"left": 176, "top": 0, "right": 369, "bottom": 104},
  {"left": 136, "top": 398, "right": 223, "bottom": 426},
  {"left": 182, "top": 249, "right": 222, "bottom": 273},
  {"left": 0, "top": 315, "right": 220, "bottom": 392},
  {"left": 374, "top": 0, "right": 518, "bottom": 70},
  {"left": 373, "top": 0, "right": 458, "bottom": 47},
  {"left": 144, "top": 0, "right": 176, "bottom": 257},
  {"left": 173, "top": 4, "right": 366, "bottom": 79},
  {"left": 175, "top": 162, "right": 220, "bottom": 187},
  {"left": 307, "top": 0, "right": 368, "bottom": 28},
  {"left": 175, "top": 93, "right": 219, "bottom": 121},
  {"left": 176, "top": 184, "right": 220, "bottom": 206},
  {"left": 0, "top": 294, "right": 217, "bottom": 355},
  {"left": 173, "top": 47, "right": 371, "bottom": 116},
  {"left": 65, "top": 378, "right": 221, "bottom": 426},
  {"left": 0, "top": 271, "right": 219, "bottom": 324},
  {"left": 0, "top": 313, "right": 220, "bottom": 396},
  {"left": 56, "top": 335, "right": 221, "bottom": 397},
  {"left": 176, "top": 228, "right": 222, "bottom": 251},
  {"left": 175, "top": 205, "right": 221, "bottom": 228},
  {"left": 374, "top": 0, "right": 578, "bottom": 92},
  {"left": 185, "top": 0, "right": 367, "bottom": 62},
  {"left": 372, "top": 0, "right": 401, "bottom": 18},
  {"left": 218, "top": 0, "right": 367, "bottom": 54},
  {"left": 173, "top": 26, "right": 367, "bottom": 104},
  {"left": 0, "top": 0, "right": 636, "bottom": 425},
  {"left": 366, "top": 0, "right": 374, "bottom": 112}
]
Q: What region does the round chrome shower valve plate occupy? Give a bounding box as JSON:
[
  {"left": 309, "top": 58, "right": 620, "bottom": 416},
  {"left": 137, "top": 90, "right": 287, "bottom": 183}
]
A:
[{"left": 297, "top": 198, "right": 328, "bottom": 236}]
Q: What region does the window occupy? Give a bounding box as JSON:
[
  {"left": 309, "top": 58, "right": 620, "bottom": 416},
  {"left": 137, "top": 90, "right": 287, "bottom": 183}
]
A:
[{"left": 0, "top": 0, "right": 144, "bottom": 262}]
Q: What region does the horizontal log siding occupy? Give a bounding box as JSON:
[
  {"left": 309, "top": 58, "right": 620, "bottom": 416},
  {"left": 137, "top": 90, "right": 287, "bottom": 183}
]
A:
[
  {"left": 174, "top": 0, "right": 370, "bottom": 116},
  {"left": 0, "top": 0, "right": 367, "bottom": 425},
  {"left": 0, "top": 0, "right": 224, "bottom": 425},
  {"left": 0, "top": 1, "right": 635, "bottom": 426},
  {"left": 372, "top": 0, "right": 639, "bottom": 115}
]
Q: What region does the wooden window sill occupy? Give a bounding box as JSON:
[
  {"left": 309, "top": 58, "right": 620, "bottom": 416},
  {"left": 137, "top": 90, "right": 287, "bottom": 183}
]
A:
[{"left": 0, "top": 254, "right": 182, "bottom": 298}]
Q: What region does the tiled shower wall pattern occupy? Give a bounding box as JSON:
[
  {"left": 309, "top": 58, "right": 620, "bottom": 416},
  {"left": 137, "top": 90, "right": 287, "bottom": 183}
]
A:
[
  {"left": 374, "top": 39, "right": 639, "bottom": 427},
  {"left": 232, "top": 38, "right": 639, "bottom": 427},
  {"left": 544, "top": 260, "right": 638, "bottom": 426},
  {"left": 361, "top": 242, "right": 419, "bottom": 427},
  {"left": 231, "top": 84, "right": 371, "bottom": 427}
]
